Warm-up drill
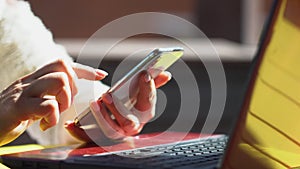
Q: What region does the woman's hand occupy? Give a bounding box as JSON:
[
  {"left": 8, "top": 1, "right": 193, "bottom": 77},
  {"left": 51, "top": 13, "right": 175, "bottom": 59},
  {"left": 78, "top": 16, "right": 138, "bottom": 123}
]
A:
[
  {"left": 65, "top": 71, "right": 171, "bottom": 143},
  {"left": 0, "top": 60, "right": 107, "bottom": 146}
]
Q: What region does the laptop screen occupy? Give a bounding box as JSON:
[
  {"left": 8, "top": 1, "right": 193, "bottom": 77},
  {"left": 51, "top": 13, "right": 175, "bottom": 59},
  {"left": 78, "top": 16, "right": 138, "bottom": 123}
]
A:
[{"left": 222, "top": 0, "right": 300, "bottom": 168}]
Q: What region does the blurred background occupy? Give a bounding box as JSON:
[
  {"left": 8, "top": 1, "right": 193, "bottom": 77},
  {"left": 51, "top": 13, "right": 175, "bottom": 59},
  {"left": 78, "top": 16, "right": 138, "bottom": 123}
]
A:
[
  {"left": 11, "top": 0, "right": 273, "bottom": 145},
  {"left": 26, "top": 0, "right": 272, "bottom": 44}
]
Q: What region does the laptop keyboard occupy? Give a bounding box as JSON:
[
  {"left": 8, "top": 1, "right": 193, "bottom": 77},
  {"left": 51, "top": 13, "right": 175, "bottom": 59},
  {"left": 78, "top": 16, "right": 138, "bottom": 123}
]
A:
[{"left": 69, "top": 135, "right": 227, "bottom": 169}]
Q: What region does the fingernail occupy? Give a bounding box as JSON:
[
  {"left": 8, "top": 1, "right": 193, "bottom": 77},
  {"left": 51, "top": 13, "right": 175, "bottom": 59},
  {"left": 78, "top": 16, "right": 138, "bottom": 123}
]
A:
[
  {"left": 40, "top": 121, "right": 48, "bottom": 131},
  {"left": 95, "top": 69, "right": 108, "bottom": 78},
  {"left": 102, "top": 94, "right": 113, "bottom": 104},
  {"left": 124, "top": 120, "right": 134, "bottom": 128},
  {"left": 123, "top": 121, "right": 140, "bottom": 132},
  {"left": 64, "top": 120, "right": 73, "bottom": 127},
  {"left": 124, "top": 115, "right": 140, "bottom": 131},
  {"left": 144, "top": 73, "right": 151, "bottom": 83},
  {"left": 165, "top": 71, "right": 172, "bottom": 80}
]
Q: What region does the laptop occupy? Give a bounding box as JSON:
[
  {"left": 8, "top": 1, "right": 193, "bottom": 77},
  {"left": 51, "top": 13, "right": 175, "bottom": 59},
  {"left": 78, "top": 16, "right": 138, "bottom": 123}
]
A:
[{"left": 1, "top": 0, "right": 300, "bottom": 168}]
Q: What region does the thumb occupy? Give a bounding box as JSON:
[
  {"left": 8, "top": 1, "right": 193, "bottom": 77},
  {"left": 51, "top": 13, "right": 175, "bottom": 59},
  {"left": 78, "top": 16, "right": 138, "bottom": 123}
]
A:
[{"left": 64, "top": 121, "right": 92, "bottom": 142}]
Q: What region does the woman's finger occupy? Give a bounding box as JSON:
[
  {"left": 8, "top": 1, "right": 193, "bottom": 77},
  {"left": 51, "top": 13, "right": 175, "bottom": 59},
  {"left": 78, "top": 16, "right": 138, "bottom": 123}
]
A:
[
  {"left": 90, "top": 100, "right": 126, "bottom": 139},
  {"left": 102, "top": 93, "right": 140, "bottom": 135},
  {"left": 64, "top": 121, "right": 93, "bottom": 142},
  {"left": 133, "top": 72, "right": 156, "bottom": 124},
  {"left": 153, "top": 71, "right": 172, "bottom": 88},
  {"left": 23, "top": 60, "right": 78, "bottom": 96},
  {"left": 17, "top": 97, "right": 60, "bottom": 131},
  {"left": 71, "top": 62, "right": 108, "bottom": 81},
  {"left": 23, "top": 72, "right": 72, "bottom": 112},
  {"left": 38, "top": 99, "right": 60, "bottom": 131}
]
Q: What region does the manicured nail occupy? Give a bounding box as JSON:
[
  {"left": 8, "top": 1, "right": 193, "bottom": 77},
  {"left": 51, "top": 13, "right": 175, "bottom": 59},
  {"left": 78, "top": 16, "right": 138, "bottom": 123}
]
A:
[
  {"left": 95, "top": 69, "right": 108, "bottom": 78},
  {"left": 64, "top": 120, "right": 73, "bottom": 127},
  {"left": 123, "top": 120, "right": 135, "bottom": 130},
  {"left": 144, "top": 73, "right": 151, "bottom": 83},
  {"left": 124, "top": 115, "right": 140, "bottom": 131},
  {"left": 165, "top": 71, "right": 172, "bottom": 80},
  {"left": 40, "top": 121, "right": 48, "bottom": 131}
]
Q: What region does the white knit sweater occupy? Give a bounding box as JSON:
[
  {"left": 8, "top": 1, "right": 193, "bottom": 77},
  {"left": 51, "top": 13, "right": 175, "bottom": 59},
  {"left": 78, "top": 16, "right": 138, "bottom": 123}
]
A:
[{"left": 0, "top": 0, "right": 108, "bottom": 145}]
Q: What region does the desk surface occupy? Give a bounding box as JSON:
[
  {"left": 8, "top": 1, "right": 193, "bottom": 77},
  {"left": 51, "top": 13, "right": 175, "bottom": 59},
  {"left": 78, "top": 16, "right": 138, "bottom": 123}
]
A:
[
  {"left": 0, "top": 132, "right": 218, "bottom": 169},
  {"left": 1, "top": 132, "right": 209, "bottom": 160}
]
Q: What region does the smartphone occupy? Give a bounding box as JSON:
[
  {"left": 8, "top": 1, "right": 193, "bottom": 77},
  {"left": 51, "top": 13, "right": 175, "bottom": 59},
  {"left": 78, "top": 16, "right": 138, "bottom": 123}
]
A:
[{"left": 74, "top": 47, "right": 184, "bottom": 127}]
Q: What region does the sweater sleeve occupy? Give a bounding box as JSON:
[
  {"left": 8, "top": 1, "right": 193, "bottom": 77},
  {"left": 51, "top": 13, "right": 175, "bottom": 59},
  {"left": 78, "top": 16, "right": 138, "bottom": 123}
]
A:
[{"left": 0, "top": 0, "right": 109, "bottom": 145}]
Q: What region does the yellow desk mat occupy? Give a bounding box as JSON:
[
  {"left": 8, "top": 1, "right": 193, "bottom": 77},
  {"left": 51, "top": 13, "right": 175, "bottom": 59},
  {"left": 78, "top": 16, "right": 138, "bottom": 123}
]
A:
[{"left": 0, "top": 144, "right": 44, "bottom": 169}]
